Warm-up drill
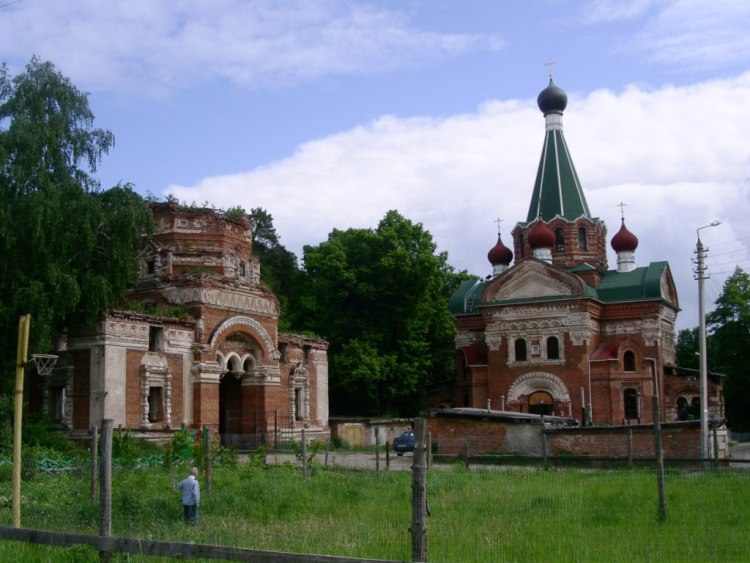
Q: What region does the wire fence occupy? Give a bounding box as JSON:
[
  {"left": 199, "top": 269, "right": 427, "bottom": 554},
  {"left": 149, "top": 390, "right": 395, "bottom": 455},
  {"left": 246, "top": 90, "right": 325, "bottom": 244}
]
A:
[{"left": 0, "top": 426, "right": 748, "bottom": 561}]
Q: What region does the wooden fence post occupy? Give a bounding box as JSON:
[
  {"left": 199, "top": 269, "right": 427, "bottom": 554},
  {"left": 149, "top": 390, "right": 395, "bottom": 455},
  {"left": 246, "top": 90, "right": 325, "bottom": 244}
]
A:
[
  {"left": 375, "top": 429, "right": 380, "bottom": 473},
  {"left": 301, "top": 428, "right": 308, "bottom": 480},
  {"left": 426, "top": 432, "right": 432, "bottom": 469},
  {"left": 99, "top": 419, "right": 113, "bottom": 562},
  {"left": 627, "top": 427, "right": 634, "bottom": 467},
  {"left": 542, "top": 431, "right": 549, "bottom": 469},
  {"left": 652, "top": 396, "right": 667, "bottom": 522},
  {"left": 712, "top": 424, "right": 720, "bottom": 469},
  {"left": 324, "top": 436, "right": 331, "bottom": 467},
  {"left": 90, "top": 426, "right": 98, "bottom": 503},
  {"left": 202, "top": 426, "right": 212, "bottom": 492},
  {"left": 463, "top": 440, "right": 469, "bottom": 469},
  {"left": 411, "top": 418, "right": 427, "bottom": 562}
]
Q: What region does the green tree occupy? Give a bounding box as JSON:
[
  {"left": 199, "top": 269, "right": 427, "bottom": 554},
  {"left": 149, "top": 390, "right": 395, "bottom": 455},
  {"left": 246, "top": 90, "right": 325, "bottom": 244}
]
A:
[
  {"left": 0, "top": 58, "right": 152, "bottom": 382},
  {"left": 249, "top": 207, "right": 305, "bottom": 330},
  {"left": 707, "top": 267, "right": 750, "bottom": 431},
  {"left": 302, "top": 210, "right": 458, "bottom": 416},
  {"left": 675, "top": 327, "right": 700, "bottom": 371}
]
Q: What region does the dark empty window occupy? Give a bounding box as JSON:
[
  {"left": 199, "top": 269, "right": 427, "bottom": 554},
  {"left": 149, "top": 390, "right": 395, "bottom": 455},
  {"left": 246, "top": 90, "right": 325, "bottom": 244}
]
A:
[
  {"left": 303, "top": 345, "right": 311, "bottom": 365},
  {"left": 146, "top": 259, "right": 156, "bottom": 275},
  {"left": 239, "top": 262, "right": 246, "bottom": 277},
  {"left": 555, "top": 228, "right": 565, "bottom": 252},
  {"left": 691, "top": 396, "right": 701, "bottom": 419},
  {"left": 515, "top": 339, "right": 527, "bottom": 362},
  {"left": 51, "top": 387, "right": 65, "bottom": 422},
  {"left": 578, "top": 227, "right": 587, "bottom": 250},
  {"left": 148, "top": 326, "right": 164, "bottom": 352},
  {"left": 623, "top": 351, "right": 636, "bottom": 372},
  {"left": 148, "top": 387, "right": 163, "bottom": 423},
  {"left": 624, "top": 388, "right": 639, "bottom": 419},
  {"left": 676, "top": 396, "right": 689, "bottom": 420},
  {"left": 279, "top": 343, "right": 288, "bottom": 363},
  {"left": 547, "top": 336, "right": 560, "bottom": 360}
]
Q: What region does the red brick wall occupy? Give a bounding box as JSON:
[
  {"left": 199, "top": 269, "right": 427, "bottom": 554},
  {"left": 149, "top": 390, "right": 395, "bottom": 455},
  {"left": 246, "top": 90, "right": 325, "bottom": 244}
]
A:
[
  {"left": 427, "top": 414, "right": 700, "bottom": 459},
  {"left": 547, "top": 423, "right": 700, "bottom": 459}
]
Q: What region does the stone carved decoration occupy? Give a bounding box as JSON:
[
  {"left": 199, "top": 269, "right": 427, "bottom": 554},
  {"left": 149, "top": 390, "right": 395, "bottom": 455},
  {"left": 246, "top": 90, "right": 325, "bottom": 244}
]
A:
[
  {"left": 140, "top": 352, "right": 172, "bottom": 429},
  {"left": 487, "top": 262, "right": 577, "bottom": 302},
  {"left": 485, "top": 335, "right": 502, "bottom": 351},
  {"left": 163, "top": 287, "right": 278, "bottom": 316},
  {"left": 507, "top": 371, "right": 571, "bottom": 403},
  {"left": 209, "top": 316, "right": 276, "bottom": 361},
  {"left": 289, "top": 363, "right": 310, "bottom": 428}
]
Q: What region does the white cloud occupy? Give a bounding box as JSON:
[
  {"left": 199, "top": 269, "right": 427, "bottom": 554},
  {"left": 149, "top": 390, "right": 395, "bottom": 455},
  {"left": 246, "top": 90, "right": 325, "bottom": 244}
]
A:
[
  {"left": 167, "top": 73, "right": 750, "bottom": 331},
  {"left": 623, "top": 0, "right": 750, "bottom": 70},
  {"left": 583, "top": 0, "right": 654, "bottom": 24},
  {"left": 0, "top": 0, "right": 498, "bottom": 94}
]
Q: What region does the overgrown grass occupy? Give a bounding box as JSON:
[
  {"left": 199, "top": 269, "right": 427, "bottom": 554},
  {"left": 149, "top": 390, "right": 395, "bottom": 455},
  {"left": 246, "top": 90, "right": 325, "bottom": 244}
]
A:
[{"left": 0, "top": 463, "right": 747, "bottom": 562}]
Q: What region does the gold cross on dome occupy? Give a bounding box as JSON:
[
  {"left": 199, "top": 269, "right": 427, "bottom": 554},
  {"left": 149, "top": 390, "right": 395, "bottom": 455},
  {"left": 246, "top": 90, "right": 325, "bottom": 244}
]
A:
[
  {"left": 617, "top": 201, "right": 627, "bottom": 220},
  {"left": 494, "top": 217, "right": 503, "bottom": 235}
]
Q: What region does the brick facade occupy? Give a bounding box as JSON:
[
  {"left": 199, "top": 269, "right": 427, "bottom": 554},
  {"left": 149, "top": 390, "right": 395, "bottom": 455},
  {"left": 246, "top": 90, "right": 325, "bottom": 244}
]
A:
[{"left": 36, "top": 203, "right": 329, "bottom": 443}]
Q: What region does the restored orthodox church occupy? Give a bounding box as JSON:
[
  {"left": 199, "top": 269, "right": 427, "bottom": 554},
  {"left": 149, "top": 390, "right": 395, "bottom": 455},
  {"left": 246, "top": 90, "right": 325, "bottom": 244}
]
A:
[
  {"left": 445, "top": 78, "right": 721, "bottom": 426},
  {"left": 35, "top": 202, "right": 329, "bottom": 446}
]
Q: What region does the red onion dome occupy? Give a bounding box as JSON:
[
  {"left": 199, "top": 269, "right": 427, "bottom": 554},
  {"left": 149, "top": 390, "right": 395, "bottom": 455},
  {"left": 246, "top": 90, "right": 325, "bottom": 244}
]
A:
[
  {"left": 611, "top": 219, "right": 639, "bottom": 252},
  {"left": 528, "top": 220, "right": 555, "bottom": 249},
  {"left": 488, "top": 235, "right": 513, "bottom": 266}
]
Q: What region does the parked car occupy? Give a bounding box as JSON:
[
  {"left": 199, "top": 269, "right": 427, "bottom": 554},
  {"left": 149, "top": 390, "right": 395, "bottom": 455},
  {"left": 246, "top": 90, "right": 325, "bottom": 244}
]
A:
[{"left": 392, "top": 431, "right": 415, "bottom": 455}]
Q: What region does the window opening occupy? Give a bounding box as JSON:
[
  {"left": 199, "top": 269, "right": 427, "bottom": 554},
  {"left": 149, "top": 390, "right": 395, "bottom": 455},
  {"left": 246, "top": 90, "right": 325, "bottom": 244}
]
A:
[
  {"left": 279, "top": 343, "right": 288, "bottom": 363},
  {"left": 515, "top": 339, "right": 527, "bottom": 362},
  {"left": 547, "top": 336, "right": 560, "bottom": 360},
  {"left": 624, "top": 388, "right": 639, "bottom": 420},
  {"left": 676, "top": 396, "right": 689, "bottom": 421},
  {"left": 146, "top": 259, "right": 156, "bottom": 275},
  {"left": 295, "top": 388, "right": 304, "bottom": 420},
  {"left": 51, "top": 386, "right": 66, "bottom": 422},
  {"left": 578, "top": 227, "right": 587, "bottom": 250},
  {"left": 148, "top": 326, "right": 164, "bottom": 352},
  {"left": 148, "top": 387, "right": 164, "bottom": 423},
  {"left": 555, "top": 228, "right": 565, "bottom": 252},
  {"left": 623, "top": 350, "right": 636, "bottom": 372},
  {"left": 303, "top": 345, "right": 311, "bottom": 365}
]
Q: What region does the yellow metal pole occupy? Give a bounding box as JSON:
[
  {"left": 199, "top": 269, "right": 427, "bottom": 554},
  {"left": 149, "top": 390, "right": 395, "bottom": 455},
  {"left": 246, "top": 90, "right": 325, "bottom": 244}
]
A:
[{"left": 13, "top": 314, "right": 30, "bottom": 528}]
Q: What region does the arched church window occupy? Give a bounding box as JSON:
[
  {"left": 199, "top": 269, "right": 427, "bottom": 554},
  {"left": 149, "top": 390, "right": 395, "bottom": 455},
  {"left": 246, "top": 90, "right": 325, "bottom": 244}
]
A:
[
  {"left": 547, "top": 336, "right": 560, "bottom": 360},
  {"left": 623, "top": 351, "right": 636, "bottom": 372},
  {"left": 528, "top": 391, "right": 553, "bottom": 415},
  {"left": 624, "top": 388, "right": 639, "bottom": 420},
  {"left": 555, "top": 228, "right": 565, "bottom": 252},
  {"left": 578, "top": 227, "right": 587, "bottom": 250},
  {"left": 243, "top": 356, "right": 255, "bottom": 374},
  {"left": 515, "top": 339, "right": 527, "bottom": 362}
]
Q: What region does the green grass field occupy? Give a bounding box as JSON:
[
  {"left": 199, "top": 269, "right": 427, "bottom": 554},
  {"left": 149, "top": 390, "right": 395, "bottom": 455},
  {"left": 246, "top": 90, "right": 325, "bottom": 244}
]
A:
[{"left": 0, "top": 462, "right": 747, "bottom": 562}]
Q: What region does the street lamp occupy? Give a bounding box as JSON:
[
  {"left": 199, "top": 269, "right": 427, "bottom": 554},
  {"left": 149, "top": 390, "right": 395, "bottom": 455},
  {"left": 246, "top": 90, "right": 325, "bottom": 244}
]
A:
[{"left": 696, "top": 220, "right": 720, "bottom": 460}]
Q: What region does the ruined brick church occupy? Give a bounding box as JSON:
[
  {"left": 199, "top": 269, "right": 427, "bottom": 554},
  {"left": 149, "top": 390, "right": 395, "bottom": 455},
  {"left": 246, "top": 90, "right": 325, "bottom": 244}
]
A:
[
  {"left": 444, "top": 78, "right": 722, "bottom": 425},
  {"left": 36, "top": 202, "right": 329, "bottom": 445}
]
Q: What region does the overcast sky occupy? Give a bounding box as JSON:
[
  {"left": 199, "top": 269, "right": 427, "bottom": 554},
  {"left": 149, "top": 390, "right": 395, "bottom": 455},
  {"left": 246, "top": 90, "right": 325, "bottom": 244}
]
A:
[{"left": 2, "top": 0, "right": 749, "bottom": 332}]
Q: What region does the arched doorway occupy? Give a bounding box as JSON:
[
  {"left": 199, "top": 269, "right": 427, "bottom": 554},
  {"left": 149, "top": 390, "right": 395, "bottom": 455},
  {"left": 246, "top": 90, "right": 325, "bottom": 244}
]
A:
[{"left": 528, "top": 391, "right": 554, "bottom": 415}]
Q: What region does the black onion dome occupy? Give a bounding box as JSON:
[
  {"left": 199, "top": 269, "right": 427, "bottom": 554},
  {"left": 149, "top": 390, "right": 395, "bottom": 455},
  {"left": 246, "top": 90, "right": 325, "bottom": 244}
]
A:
[{"left": 537, "top": 78, "right": 567, "bottom": 114}]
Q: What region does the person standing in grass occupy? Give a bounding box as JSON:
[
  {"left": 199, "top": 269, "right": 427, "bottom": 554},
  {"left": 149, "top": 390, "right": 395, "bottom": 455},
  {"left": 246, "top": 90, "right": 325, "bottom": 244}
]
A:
[{"left": 176, "top": 467, "right": 200, "bottom": 526}]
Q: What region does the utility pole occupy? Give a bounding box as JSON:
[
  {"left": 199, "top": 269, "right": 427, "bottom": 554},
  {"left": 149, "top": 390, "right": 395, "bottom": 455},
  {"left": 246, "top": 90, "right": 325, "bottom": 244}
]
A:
[{"left": 695, "top": 221, "right": 720, "bottom": 460}]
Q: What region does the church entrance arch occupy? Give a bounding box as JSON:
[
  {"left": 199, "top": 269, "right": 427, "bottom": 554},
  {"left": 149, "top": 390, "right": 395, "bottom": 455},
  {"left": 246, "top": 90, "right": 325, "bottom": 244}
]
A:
[{"left": 507, "top": 372, "right": 571, "bottom": 416}]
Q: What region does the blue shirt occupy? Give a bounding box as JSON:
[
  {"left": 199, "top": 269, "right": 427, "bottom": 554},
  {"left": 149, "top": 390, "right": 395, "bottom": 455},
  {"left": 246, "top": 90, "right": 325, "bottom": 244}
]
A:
[{"left": 177, "top": 475, "right": 200, "bottom": 506}]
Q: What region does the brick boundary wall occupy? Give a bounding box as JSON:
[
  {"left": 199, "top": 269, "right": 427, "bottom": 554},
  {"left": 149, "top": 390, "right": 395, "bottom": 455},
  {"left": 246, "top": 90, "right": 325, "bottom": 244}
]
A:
[{"left": 427, "top": 410, "right": 701, "bottom": 459}]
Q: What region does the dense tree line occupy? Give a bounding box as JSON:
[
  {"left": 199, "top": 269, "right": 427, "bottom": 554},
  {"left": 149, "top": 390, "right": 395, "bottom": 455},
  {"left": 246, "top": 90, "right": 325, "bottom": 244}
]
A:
[{"left": 0, "top": 58, "right": 151, "bottom": 390}]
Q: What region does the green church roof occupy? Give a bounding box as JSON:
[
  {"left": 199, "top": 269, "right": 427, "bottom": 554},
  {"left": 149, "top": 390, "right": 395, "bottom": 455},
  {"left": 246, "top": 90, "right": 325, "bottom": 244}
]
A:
[{"left": 525, "top": 81, "right": 591, "bottom": 223}]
